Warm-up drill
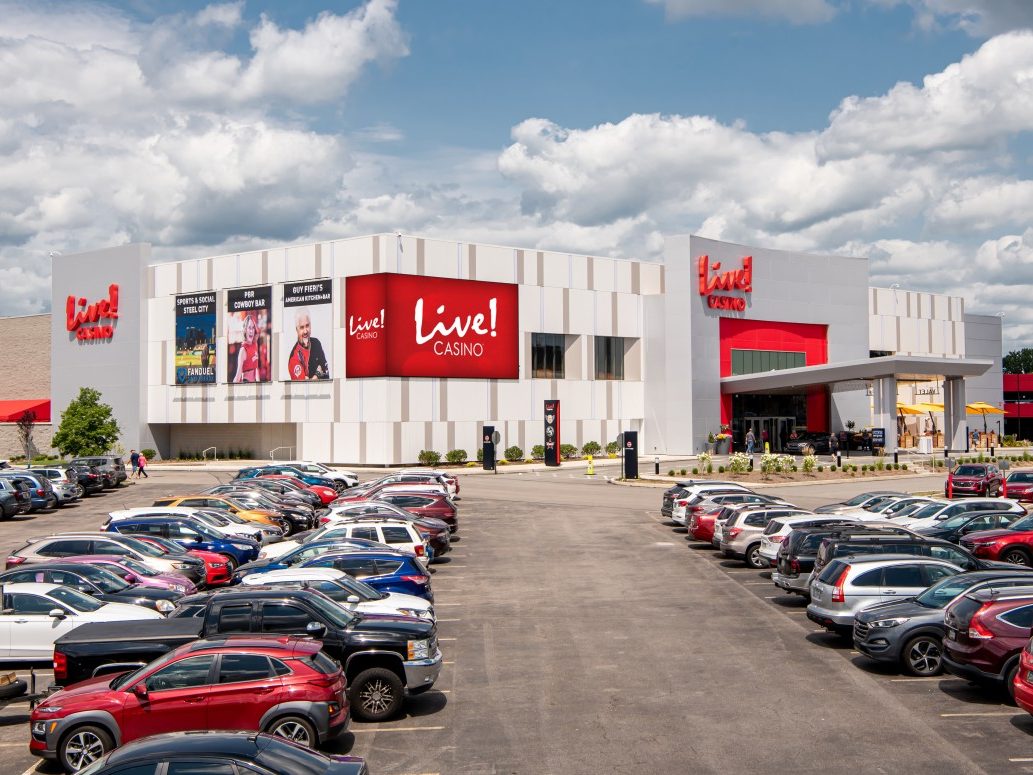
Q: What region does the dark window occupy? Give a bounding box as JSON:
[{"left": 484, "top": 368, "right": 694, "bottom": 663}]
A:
[
  {"left": 145, "top": 655, "right": 214, "bottom": 691},
  {"left": 170, "top": 524, "right": 202, "bottom": 539},
  {"left": 303, "top": 652, "right": 340, "bottom": 675},
  {"left": 882, "top": 565, "right": 926, "bottom": 587},
  {"left": 382, "top": 527, "right": 412, "bottom": 544},
  {"left": 261, "top": 603, "right": 313, "bottom": 632},
  {"left": 93, "top": 541, "right": 130, "bottom": 556},
  {"left": 924, "top": 565, "right": 958, "bottom": 584},
  {"left": 531, "top": 333, "right": 565, "bottom": 379},
  {"left": 270, "top": 658, "right": 292, "bottom": 677},
  {"left": 928, "top": 546, "right": 968, "bottom": 566},
  {"left": 853, "top": 570, "right": 882, "bottom": 587},
  {"left": 730, "top": 349, "right": 805, "bottom": 376},
  {"left": 594, "top": 336, "right": 625, "bottom": 380},
  {"left": 216, "top": 604, "right": 252, "bottom": 633},
  {"left": 38, "top": 539, "right": 91, "bottom": 557},
  {"left": 375, "top": 560, "right": 404, "bottom": 576},
  {"left": 180, "top": 498, "right": 208, "bottom": 508},
  {"left": 1000, "top": 605, "right": 1033, "bottom": 628},
  {"left": 153, "top": 499, "right": 176, "bottom": 507},
  {"left": 335, "top": 558, "right": 379, "bottom": 578},
  {"left": 8, "top": 593, "right": 60, "bottom": 614},
  {"left": 105, "top": 765, "right": 158, "bottom": 775},
  {"left": 123, "top": 523, "right": 165, "bottom": 536},
  {"left": 166, "top": 762, "right": 236, "bottom": 775},
  {"left": 1, "top": 570, "right": 41, "bottom": 584},
  {"left": 218, "top": 654, "right": 273, "bottom": 684},
  {"left": 351, "top": 527, "right": 377, "bottom": 541}
]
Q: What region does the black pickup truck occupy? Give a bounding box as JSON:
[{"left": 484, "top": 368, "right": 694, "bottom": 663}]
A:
[{"left": 53, "top": 586, "right": 442, "bottom": 721}]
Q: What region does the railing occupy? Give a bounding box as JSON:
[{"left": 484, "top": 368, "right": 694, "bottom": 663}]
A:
[
  {"left": 201, "top": 446, "right": 217, "bottom": 461},
  {"left": 269, "top": 446, "right": 295, "bottom": 461}
]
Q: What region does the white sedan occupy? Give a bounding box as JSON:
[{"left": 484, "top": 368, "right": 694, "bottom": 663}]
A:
[
  {"left": 283, "top": 461, "right": 359, "bottom": 488},
  {"left": 240, "top": 568, "right": 434, "bottom": 620},
  {"left": 106, "top": 507, "right": 280, "bottom": 544},
  {"left": 0, "top": 582, "right": 161, "bottom": 660}
]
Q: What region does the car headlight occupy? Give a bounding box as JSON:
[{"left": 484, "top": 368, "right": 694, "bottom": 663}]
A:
[
  {"left": 35, "top": 706, "right": 62, "bottom": 715},
  {"left": 172, "top": 585, "right": 186, "bottom": 593},
  {"left": 407, "top": 639, "right": 431, "bottom": 660},
  {"left": 173, "top": 562, "right": 191, "bottom": 570},
  {"left": 869, "top": 617, "right": 910, "bottom": 628},
  {"left": 230, "top": 543, "right": 253, "bottom": 551},
  {"left": 397, "top": 608, "right": 420, "bottom": 618},
  {"left": 156, "top": 599, "right": 175, "bottom": 613},
  {"left": 211, "top": 562, "right": 227, "bottom": 569}
]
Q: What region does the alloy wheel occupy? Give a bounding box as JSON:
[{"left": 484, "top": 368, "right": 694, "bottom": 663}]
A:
[
  {"left": 1003, "top": 549, "right": 1032, "bottom": 567},
  {"left": 271, "top": 719, "right": 311, "bottom": 746},
  {"left": 65, "top": 730, "right": 105, "bottom": 771},
  {"left": 906, "top": 638, "right": 942, "bottom": 676},
  {"left": 358, "top": 678, "right": 396, "bottom": 715}
]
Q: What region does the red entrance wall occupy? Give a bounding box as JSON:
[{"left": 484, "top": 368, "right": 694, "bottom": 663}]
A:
[{"left": 719, "top": 318, "right": 829, "bottom": 432}]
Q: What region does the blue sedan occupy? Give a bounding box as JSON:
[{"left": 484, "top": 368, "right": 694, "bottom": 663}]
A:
[
  {"left": 301, "top": 550, "right": 434, "bottom": 601},
  {"left": 231, "top": 538, "right": 396, "bottom": 582}
]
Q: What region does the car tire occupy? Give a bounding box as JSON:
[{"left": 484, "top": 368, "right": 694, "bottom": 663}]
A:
[
  {"left": 744, "top": 543, "right": 765, "bottom": 569},
  {"left": 219, "top": 554, "right": 238, "bottom": 572},
  {"left": 58, "top": 724, "right": 114, "bottom": 773},
  {"left": 266, "top": 714, "right": 317, "bottom": 747},
  {"left": 350, "top": 666, "right": 404, "bottom": 722},
  {"left": 1005, "top": 660, "right": 1020, "bottom": 703},
  {"left": 901, "top": 634, "right": 943, "bottom": 677},
  {"left": 1001, "top": 547, "right": 1033, "bottom": 567}
]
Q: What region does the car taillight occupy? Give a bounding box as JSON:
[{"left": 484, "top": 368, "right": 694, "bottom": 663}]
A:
[
  {"left": 6, "top": 556, "right": 25, "bottom": 566},
  {"left": 831, "top": 566, "right": 850, "bottom": 603},
  {"left": 415, "top": 545, "right": 425, "bottom": 557},
  {"left": 54, "top": 650, "right": 67, "bottom": 681},
  {"left": 676, "top": 500, "right": 688, "bottom": 507},
  {"left": 969, "top": 609, "right": 995, "bottom": 640},
  {"left": 790, "top": 558, "right": 801, "bottom": 572},
  {"left": 770, "top": 535, "right": 786, "bottom": 543},
  {"left": 726, "top": 528, "right": 742, "bottom": 539},
  {"left": 401, "top": 575, "right": 429, "bottom": 585},
  {"left": 36, "top": 489, "right": 43, "bottom": 496}
]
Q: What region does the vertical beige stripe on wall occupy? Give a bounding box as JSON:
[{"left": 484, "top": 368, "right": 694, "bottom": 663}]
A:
[
  {"left": 518, "top": 421, "right": 525, "bottom": 453},
  {"left": 372, "top": 235, "right": 381, "bottom": 273},
  {"left": 467, "top": 244, "right": 477, "bottom": 280},
  {"left": 439, "top": 379, "right": 447, "bottom": 421},
  {"left": 576, "top": 419, "right": 583, "bottom": 449},
  {"left": 200, "top": 384, "right": 208, "bottom": 424},
  {"left": 206, "top": 259, "right": 213, "bottom": 290},
  {"left": 446, "top": 422, "right": 455, "bottom": 453},
  {"left": 176, "top": 261, "right": 183, "bottom": 292},
  {"left": 631, "top": 263, "right": 640, "bottom": 295},
  {"left": 314, "top": 243, "right": 323, "bottom": 278},
  {"left": 587, "top": 257, "right": 595, "bottom": 290},
  {"left": 536, "top": 252, "right": 545, "bottom": 286},
  {"left": 490, "top": 380, "right": 498, "bottom": 420},
  {"left": 516, "top": 250, "right": 524, "bottom": 284},
  {"left": 147, "top": 266, "right": 156, "bottom": 298},
  {"left": 416, "top": 239, "right": 425, "bottom": 275},
  {"left": 227, "top": 389, "right": 234, "bottom": 423},
  {"left": 261, "top": 251, "right": 269, "bottom": 284},
  {"left": 607, "top": 381, "right": 614, "bottom": 418},
  {"left": 562, "top": 289, "right": 570, "bottom": 331},
  {"left": 423, "top": 421, "right": 432, "bottom": 454},
  {"left": 400, "top": 379, "right": 409, "bottom": 422},
  {"left": 896, "top": 316, "right": 902, "bottom": 354},
  {"left": 611, "top": 294, "right": 618, "bottom": 336},
  {"left": 871, "top": 287, "right": 878, "bottom": 315},
  {"left": 659, "top": 266, "right": 665, "bottom": 293},
  {"left": 358, "top": 422, "right": 367, "bottom": 465}
]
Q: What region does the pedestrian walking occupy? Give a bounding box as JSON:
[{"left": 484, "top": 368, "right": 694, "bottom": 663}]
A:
[
  {"left": 129, "top": 449, "right": 139, "bottom": 478},
  {"left": 137, "top": 453, "right": 149, "bottom": 479},
  {"left": 746, "top": 428, "right": 756, "bottom": 454},
  {"left": 829, "top": 432, "right": 839, "bottom": 461}
]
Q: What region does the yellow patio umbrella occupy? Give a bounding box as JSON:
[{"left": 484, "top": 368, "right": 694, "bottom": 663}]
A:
[
  {"left": 896, "top": 403, "right": 924, "bottom": 437},
  {"left": 912, "top": 402, "right": 944, "bottom": 434},
  {"left": 966, "top": 401, "right": 1005, "bottom": 434}
]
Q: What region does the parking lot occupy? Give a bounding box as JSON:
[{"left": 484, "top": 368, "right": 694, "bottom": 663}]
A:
[{"left": 1, "top": 466, "right": 1032, "bottom": 774}]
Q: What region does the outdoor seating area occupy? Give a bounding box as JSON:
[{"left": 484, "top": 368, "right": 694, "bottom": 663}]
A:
[{"left": 895, "top": 400, "right": 1004, "bottom": 451}]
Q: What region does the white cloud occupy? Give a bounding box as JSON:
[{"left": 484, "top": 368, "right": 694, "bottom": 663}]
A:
[
  {"left": 876, "top": 0, "right": 1033, "bottom": 36},
  {"left": 645, "top": 0, "right": 838, "bottom": 24}
]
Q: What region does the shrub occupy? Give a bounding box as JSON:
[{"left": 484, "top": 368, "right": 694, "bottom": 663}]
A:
[
  {"left": 802, "top": 454, "right": 817, "bottom": 473},
  {"left": 582, "top": 441, "right": 602, "bottom": 457},
  {"left": 497, "top": 459, "right": 508, "bottom": 465},
  {"left": 718, "top": 465, "right": 725, "bottom": 473},
  {"left": 418, "top": 450, "right": 441, "bottom": 466},
  {"left": 875, "top": 460, "right": 884, "bottom": 471},
  {"left": 760, "top": 454, "right": 778, "bottom": 474},
  {"left": 902, "top": 463, "right": 908, "bottom": 470},
  {"left": 504, "top": 445, "right": 523, "bottom": 462},
  {"left": 140, "top": 448, "right": 157, "bottom": 460},
  {"left": 698, "top": 451, "right": 712, "bottom": 470},
  {"left": 477, "top": 447, "right": 484, "bottom": 462},
  {"left": 560, "top": 443, "right": 578, "bottom": 459},
  {"left": 668, "top": 469, "right": 676, "bottom": 476},
  {"left": 692, "top": 467, "right": 699, "bottom": 475},
  {"left": 679, "top": 468, "right": 688, "bottom": 476},
  {"left": 606, "top": 441, "right": 619, "bottom": 455},
  {"left": 817, "top": 465, "right": 825, "bottom": 472},
  {"left": 707, "top": 463, "right": 714, "bottom": 473},
  {"left": 728, "top": 452, "right": 751, "bottom": 474},
  {"left": 531, "top": 445, "right": 545, "bottom": 460},
  {"left": 445, "top": 449, "right": 468, "bottom": 464}
]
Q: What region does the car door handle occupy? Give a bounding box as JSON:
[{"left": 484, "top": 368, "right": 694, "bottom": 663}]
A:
[
  {"left": 253, "top": 687, "right": 274, "bottom": 694},
  {"left": 13, "top": 619, "right": 28, "bottom": 624},
  {"left": 184, "top": 696, "right": 206, "bottom": 703},
  {"left": 883, "top": 590, "right": 897, "bottom": 595}
]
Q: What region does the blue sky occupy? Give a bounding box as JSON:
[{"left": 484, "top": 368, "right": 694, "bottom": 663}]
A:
[{"left": 1, "top": 0, "right": 1033, "bottom": 346}]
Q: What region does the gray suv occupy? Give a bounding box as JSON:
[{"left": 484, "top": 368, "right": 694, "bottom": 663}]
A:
[
  {"left": 68, "top": 456, "right": 127, "bottom": 488},
  {"left": 854, "top": 569, "right": 1033, "bottom": 675}
]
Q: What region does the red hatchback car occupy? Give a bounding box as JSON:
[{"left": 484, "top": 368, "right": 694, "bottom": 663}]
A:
[
  {"left": 961, "top": 513, "right": 1033, "bottom": 567},
  {"left": 260, "top": 475, "right": 338, "bottom": 506},
  {"left": 942, "top": 585, "right": 1033, "bottom": 700},
  {"left": 31, "top": 636, "right": 349, "bottom": 773}
]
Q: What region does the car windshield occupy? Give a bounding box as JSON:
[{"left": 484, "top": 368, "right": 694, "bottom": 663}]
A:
[
  {"left": 110, "top": 650, "right": 178, "bottom": 690},
  {"left": 117, "top": 557, "right": 157, "bottom": 576},
  {"left": 76, "top": 566, "right": 130, "bottom": 593},
  {"left": 938, "top": 514, "right": 978, "bottom": 530},
  {"left": 1008, "top": 516, "right": 1033, "bottom": 532},
  {"left": 334, "top": 575, "right": 385, "bottom": 600},
  {"left": 884, "top": 499, "right": 922, "bottom": 516},
  {"left": 863, "top": 496, "right": 896, "bottom": 511},
  {"left": 914, "top": 576, "right": 985, "bottom": 609},
  {"left": 196, "top": 511, "right": 231, "bottom": 526},
  {"left": 49, "top": 586, "right": 105, "bottom": 612},
  {"left": 954, "top": 465, "right": 987, "bottom": 477},
  {"left": 305, "top": 590, "right": 356, "bottom": 627},
  {"left": 842, "top": 493, "right": 879, "bottom": 507},
  {"left": 142, "top": 536, "right": 187, "bottom": 554},
  {"left": 113, "top": 535, "right": 164, "bottom": 557},
  {"left": 910, "top": 503, "right": 947, "bottom": 519},
  {"left": 1008, "top": 471, "right": 1033, "bottom": 482}
]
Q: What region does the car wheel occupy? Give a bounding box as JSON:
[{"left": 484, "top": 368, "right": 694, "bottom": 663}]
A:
[
  {"left": 267, "top": 714, "right": 317, "bottom": 747},
  {"left": 350, "top": 667, "right": 404, "bottom": 722},
  {"left": 219, "top": 554, "right": 238, "bottom": 572},
  {"left": 1005, "top": 660, "right": 1020, "bottom": 703},
  {"left": 59, "top": 724, "right": 113, "bottom": 773},
  {"left": 902, "top": 634, "right": 943, "bottom": 677},
  {"left": 744, "top": 543, "right": 765, "bottom": 569},
  {"left": 1001, "top": 547, "right": 1033, "bottom": 567}
]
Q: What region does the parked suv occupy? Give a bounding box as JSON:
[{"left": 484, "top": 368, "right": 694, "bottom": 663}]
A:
[
  {"left": 815, "top": 534, "right": 1010, "bottom": 577},
  {"left": 62, "top": 465, "right": 105, "bottom": 496},
  {"left": 0, "top": 471, "right": 56, "bottom": 511},
  {"left": 900, "top": 497, "right": 1025, "bottom": 530},
  {"left": 808, "top": 556, "right": 964, "bottom": 635},
  {"left": 104, "top": 515, "right": 260, "bottom": 570},
  {"left": 27, "top": 467, "right": 82, "bottom": 504},
  {"left": 916, "top": 511, "right": 1022, "bottom": 544},
  {"left": 0, "top": 478, "right": 31, "bottom": 519},
  {"left": 720, "top": 507, "right": 812, "bottom": 568},
  {"left": 68, "top": 456, "right": 127, "bottom": 488},
  {"left": 854, "top": 569, "right": 1033, "bottom": 675},
  {"left": 947, "top": 463, "right": 1005, "bottom": 497},
  {"left": 661, "top": 480, "right": 746, "bottom": 518},
  {"left": 30, "top": 635, "right": 349, "bottom": 772},
  {"left": 942, "top": 584, "right": 1033, "bottom": 699},
  {"left": 960, "top": 513, "right": 1033, "bottom": 567}
]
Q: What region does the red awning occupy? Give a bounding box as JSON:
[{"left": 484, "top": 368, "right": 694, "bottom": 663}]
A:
[{"left": 0, "top": 399, "right": 50, "bottom": 423}]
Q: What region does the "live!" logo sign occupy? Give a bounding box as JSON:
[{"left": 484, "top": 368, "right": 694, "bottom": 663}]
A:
[{"left": 345, "top": 273, "right": 519, "bottom": 378}]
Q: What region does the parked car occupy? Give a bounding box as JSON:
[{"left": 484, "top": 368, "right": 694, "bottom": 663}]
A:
[
  {"left": 205, "top": 483, "right": 317, "bottom": 517},
  {"left": 670, "top": 488, "right": 756, "bottom": 526},
  {"left": 854, "top": 569, "right": 1033, "bottom": 676},
  {"left": 152, "top": 495, "right": 290, "bottom": 534},
  {"left": 0, "top": 477, "right": 30, "bottom": 519},
  {"left": 399, "top": 468, "right": 460, "bottom": 497},
  {"left": 915, "top": 511, "right": 1023, "bottom": 544},
  {"left": 720, "top": 507, "right": 813, "bottom": 568},
  {"left": 943, "top": 584, "right": 1033, "bottom": 699},
  {"left": 814, "top": 491, "right": 908, "bottom": 514},
  {"left": 246, "top": 476, "right": 324, "bottom": 508},
  {"left": 199, "top": 487, "right": 316, "bottom": 533},
  {"left": 0, "top": 471, "right": 57, "bottom": 511},
  {"left": 104, "top": 515, "right": 261, "bottom": 570},
  {"left": 687, "top": 493, "right": 793, "bottom": 541},
  {"left": 106, "top": 507, "right": 280, "bottom": 545},
  {"left": 320, "top": 508, "right": 452, "bottom": 559},
  {"left": 52, "top": 730, "right": 368, "bottom": 775},
  {"left": 239, "top": 567, "right": 435, "bottom": 620},
  {"left": 370, "top": 492, "right": 459, "bottom": 533},
  {"left": 0, "top": 562, "right": 181, "bottom": 613},
  {"left": 282, "top": 460, "right": 360, "bottom": 488},
  {"left": 62, "top": 464, "right": 105, "bottom": 496},
  {"left": 899, "top": 497, "right": 1025, "bottom": 530},
  {"left": 808, "top": 556, "right": 964, "bottom": 635},
  {"left": 67, "top": 456, "right": 127, "bottom": 488},
  {"left": 661, "top": 480, "right": 748, "bottom": 518},
  {"left": 759, "top": 516, "right": 873, "bottom": 566},
  {"left": 1005, "top": 470, "right": 1033, "bottom": 502},
  {"left": 27, "top": 467, "right": 82, "bottom": 504},
  {"left": 236, "top": 466, "right": 344, "bottom": 494},
  {"left": 946, "top": 462, "right": 1005, "bottom": 497},
  {"left": 0, "top": 582, "right": 161, "bottom": 661},
  {"left": 62, "top": 555, "right": 197, "bottom": 594},
  {"left": 784, "top": 432, "right": 831, "bottom": 455},
  {"left": 54, "top": 586, "right": 440, "bottom": 721},
  {"left": 813, "top": 533, "right": 1010, "bottom": 577},
  {"left": 301, "top": 550, "right": 434, "bottom": 601},
  {"left": 32, "top": 636, "right": 349, "bottom": 772},
  {"left": 236, "top": 538, "right": 401, "bottom": 580},
  {"left": 960, "top": 513, "right": 1033, "bottom": 566},
  {"left": 283, "top": 519, "right": 428, "bottom": 562},
  {"left": 128, "top": 535, "right": 234, "bottom": 587}
]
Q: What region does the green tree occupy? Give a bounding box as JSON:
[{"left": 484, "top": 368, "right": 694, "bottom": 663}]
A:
[
  {"left": 51, "top": 387, "right": 121, "bottom": 457},
  {"left": 1004, "top": 349, "right": 1033, "bottom": 374}
]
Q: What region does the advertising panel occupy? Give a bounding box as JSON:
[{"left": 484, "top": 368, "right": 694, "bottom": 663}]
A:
[
  {"left": 226, "top": 285, "right": 272, "bottom": 383},
  {"left": 543, "top": 400, "right": 561, "bottom": 467},
  {"left": 281, "top": 279, "right": 333, "bottom": 381},
  {"left": 345, "top": 273, "right": 519, "bottom": 379},
  {"left": 174, "top": 292, "right": 216, "bottom": 385}
]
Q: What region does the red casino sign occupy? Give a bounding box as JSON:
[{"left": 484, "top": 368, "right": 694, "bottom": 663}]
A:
[
  {"left": 66, "top": 284, "right": 119, "bottom": 341},
  {"left": 698, "top": 255, "right": 752, "bottom": 312},
  {"left": 345, "top": 273, "right": 519, "bottom": 378}
]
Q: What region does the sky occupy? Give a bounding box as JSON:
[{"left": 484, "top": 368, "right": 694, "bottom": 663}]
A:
[{"left": 2, "top": 0, "right": 1033, "bottom": 348}]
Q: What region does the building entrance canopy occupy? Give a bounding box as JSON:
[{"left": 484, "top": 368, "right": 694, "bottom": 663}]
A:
[{"left": 721, "top": 355, "right": 995, "bottom": 454}]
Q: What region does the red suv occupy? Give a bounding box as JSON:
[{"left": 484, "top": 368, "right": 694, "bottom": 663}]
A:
[
  {"left": 960, "top": 514, "right": 1033, "bottom": 567},
  {"left": 1006, "top": 470, "right": 1033, "bottom": 502},
  {"left": 947, "top": 463, "right": 1005, "bottom": 497},
  {"left": 373, "top": 493, "right": 458, "bottom": 533},
  {"left": 30, "top": 636, "right": 348, "bottom": 773},
  {"left": 942, "top": 585, "right": 1033, "bottom": 700}
]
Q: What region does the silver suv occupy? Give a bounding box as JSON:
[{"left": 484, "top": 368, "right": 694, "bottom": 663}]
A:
[
  {"left": 719, "top": 507, "right": 813, "bottom": 567},
  {"left": 807, "top": 555, "right": 963, "bottom": 635},
  {"left": 27, "top": 468, "right": 82, "bottom": 503}
]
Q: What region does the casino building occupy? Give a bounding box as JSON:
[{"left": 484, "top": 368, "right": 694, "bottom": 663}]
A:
[{"left": 41, "top": 233, "right": 1001, "bottom": 465}]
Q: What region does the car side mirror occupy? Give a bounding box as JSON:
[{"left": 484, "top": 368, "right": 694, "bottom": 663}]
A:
[
  {"left": 346, "top": 595, "right": 360, "bottom": 604},
  {"left": 131, "top": 683, "right": 148, "bottom": 699},
  {"left": 305, "top": 621, "right": 327, "bottom": 639},
  {"left": 48, "top": 609, "right": 66, "bottom": 619},
  {"left": 124, "top": 574, "right": 135, "bottom": 583}
]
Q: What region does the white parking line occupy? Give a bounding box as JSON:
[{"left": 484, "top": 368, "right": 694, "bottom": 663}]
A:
[
  {"left": 18, "top": 763, "right": 40, "bottom": 775},
  {"left": 1009, "top": 758, "right": 1033, "bottom": 762},
  {"left": 352, "top": 726, "right": 446, "bottom": 733},
  {"left": 438, "top": 637, "right": 457, "bottom": 641},
  {"left": 437, "top": 618, "right": 462, "bottom": 622},
  {"left": 940, "top": 711, "right": 1020, "bottom": 717},
  {"left": 889, "top": 677, "right": 964, "bottom": 683}
]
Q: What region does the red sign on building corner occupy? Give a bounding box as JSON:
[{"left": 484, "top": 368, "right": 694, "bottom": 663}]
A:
[{"left": 66, "top": 284, "right": 119, "bottom": 341}]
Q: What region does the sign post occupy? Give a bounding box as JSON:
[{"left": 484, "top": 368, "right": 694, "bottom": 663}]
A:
[
  {"left": 482, "top": 425, "right": 496, "bottom": 472},
  {"left": 616, "top": 432, "right": 625, "bottom": 480},
  {"left": 623, "top": 430, "right": 639, "bottom": 479},
  {"left": 543, "top": 401, "right": 561, "bottom": 467},
  {"left": 871, "top": 428, "right": 886, "bottom": 450}
]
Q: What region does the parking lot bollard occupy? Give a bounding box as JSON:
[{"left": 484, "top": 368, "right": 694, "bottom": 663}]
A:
[
  {"left": 586, "top": 455, "right": 595, "bottom": 476},
  {"left": 654, "top": 457, "right": 659, "bottom": 475}
]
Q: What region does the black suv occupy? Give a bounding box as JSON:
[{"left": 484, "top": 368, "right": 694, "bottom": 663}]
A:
[
  {"left": 68, "top": 456, "right": 127, "bottom": 488},
  {"left": 0, "top": 478, "right": 30, "bottom": 519},
  {"left": 63, "top": 464, "right": 105, "bottom": 495}
]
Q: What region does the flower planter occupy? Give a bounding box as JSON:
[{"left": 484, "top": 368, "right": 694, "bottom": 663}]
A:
[{"left": 715, "top": 438, "right": 731, "bottom": 455}]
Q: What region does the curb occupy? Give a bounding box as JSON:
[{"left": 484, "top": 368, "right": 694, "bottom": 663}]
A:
[{"left": 608, "top": 471, "right": 943, "bottom": 490}]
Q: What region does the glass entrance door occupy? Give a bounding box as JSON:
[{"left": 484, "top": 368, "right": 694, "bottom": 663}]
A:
[{"left": 744, "top": 416, "right": 796, "bottom": 452}]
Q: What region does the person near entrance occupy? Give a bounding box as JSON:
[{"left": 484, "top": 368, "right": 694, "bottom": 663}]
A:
[
  {"left": 779, "top": 425, "right": 789, "bottom": 451},
  {"left": 746, "top": 428, "right": 756, "bottom": 454},
  {"left": 761, "top": 428, "right": 769, "bottom": 452},
  {"left": 829, "top": 432, "right": 839, "bottom": 460}
]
